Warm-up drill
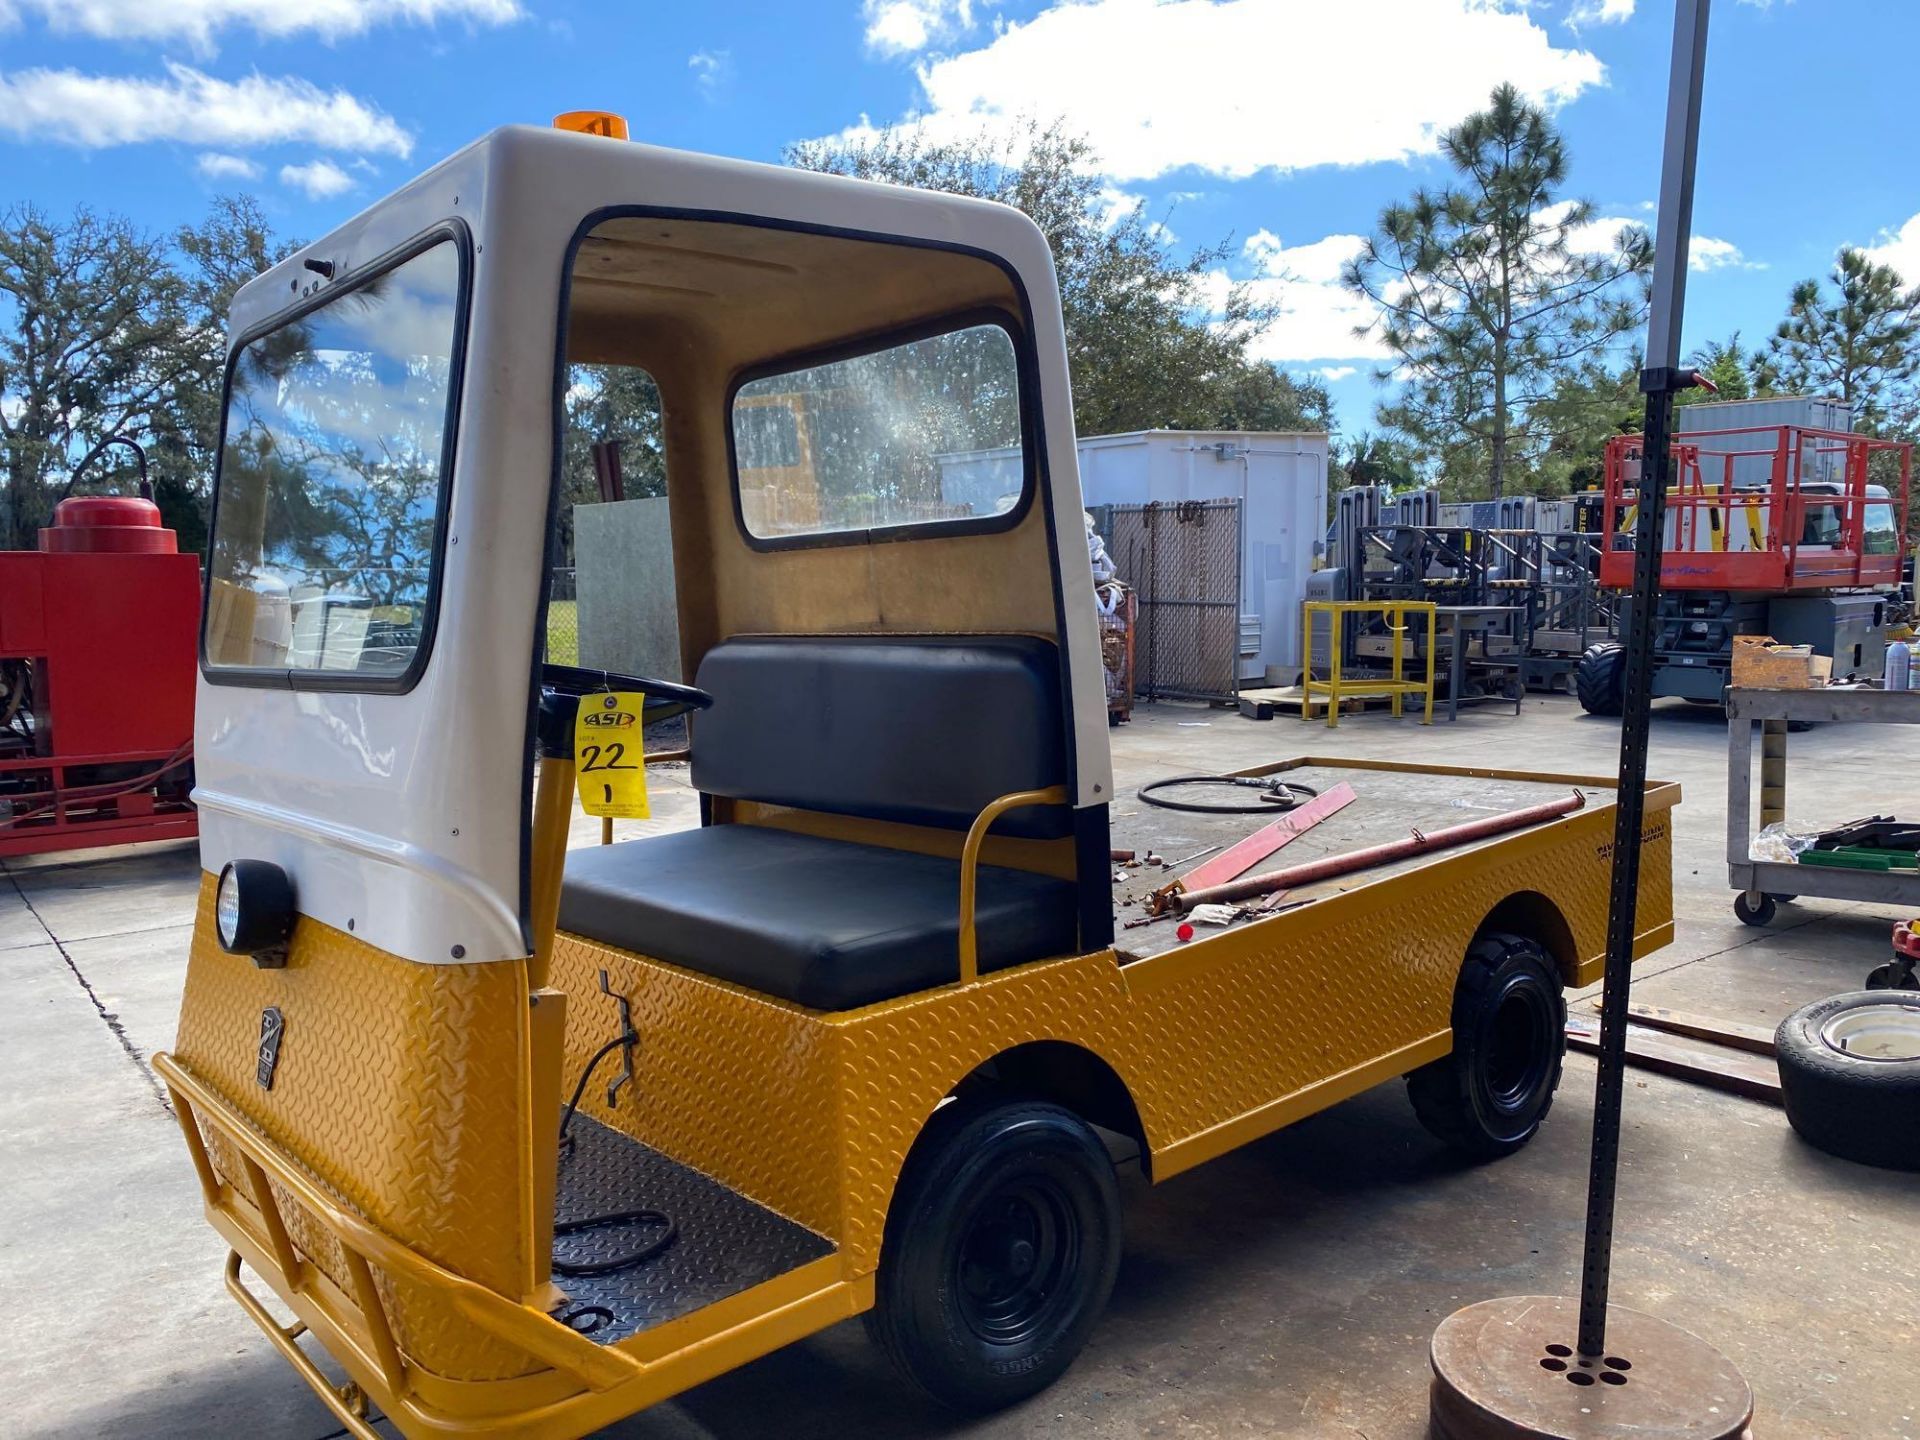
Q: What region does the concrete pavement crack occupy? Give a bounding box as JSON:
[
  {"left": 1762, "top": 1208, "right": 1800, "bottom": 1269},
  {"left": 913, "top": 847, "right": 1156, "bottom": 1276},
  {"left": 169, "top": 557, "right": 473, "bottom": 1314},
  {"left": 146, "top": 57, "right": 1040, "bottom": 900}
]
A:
[{"left": 5, "top": 869, "right": 171, "bottom": 1113}]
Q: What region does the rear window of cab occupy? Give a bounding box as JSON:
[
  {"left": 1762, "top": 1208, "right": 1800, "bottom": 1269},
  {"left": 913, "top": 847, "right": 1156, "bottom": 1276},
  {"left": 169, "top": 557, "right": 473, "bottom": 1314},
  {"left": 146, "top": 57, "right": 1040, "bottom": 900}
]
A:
[{"left": 730, "top": 319, "right": 1027, "bottom": 545}]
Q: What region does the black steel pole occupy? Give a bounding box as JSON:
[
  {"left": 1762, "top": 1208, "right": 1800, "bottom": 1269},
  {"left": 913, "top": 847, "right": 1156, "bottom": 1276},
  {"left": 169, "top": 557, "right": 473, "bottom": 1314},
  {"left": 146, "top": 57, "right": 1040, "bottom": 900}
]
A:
[{"left": 1576, "top": 0, "right": 1712, "bottom": 1360}]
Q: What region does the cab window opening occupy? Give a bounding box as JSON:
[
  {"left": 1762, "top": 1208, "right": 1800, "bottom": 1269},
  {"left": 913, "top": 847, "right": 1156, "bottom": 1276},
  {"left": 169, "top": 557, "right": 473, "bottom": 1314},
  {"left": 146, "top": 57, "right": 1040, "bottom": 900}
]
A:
[{"left": 553, "top": 362, "right": 680, "bottom": 686}]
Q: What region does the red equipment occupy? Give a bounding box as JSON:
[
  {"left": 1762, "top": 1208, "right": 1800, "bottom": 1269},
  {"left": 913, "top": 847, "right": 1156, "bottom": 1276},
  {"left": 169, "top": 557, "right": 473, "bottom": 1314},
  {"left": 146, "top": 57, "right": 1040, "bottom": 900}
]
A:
[
  {"left": 0, "top": 496, "right": 200, "bottom": 855},
  {"left": 1599, "top": 424, "right": 1912, "bottom": 592}
]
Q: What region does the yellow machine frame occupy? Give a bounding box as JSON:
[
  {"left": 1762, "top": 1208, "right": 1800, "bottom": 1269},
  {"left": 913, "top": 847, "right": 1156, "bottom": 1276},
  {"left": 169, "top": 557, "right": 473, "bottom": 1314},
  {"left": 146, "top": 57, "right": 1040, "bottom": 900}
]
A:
[{"left": 1301, "top": 599, "right": 1439, "bottom": 728}]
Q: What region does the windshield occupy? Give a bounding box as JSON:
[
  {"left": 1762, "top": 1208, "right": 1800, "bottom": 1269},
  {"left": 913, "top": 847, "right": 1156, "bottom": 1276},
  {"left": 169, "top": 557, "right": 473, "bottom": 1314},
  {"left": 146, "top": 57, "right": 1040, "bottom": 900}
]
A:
[{"left": 205, "top": 238, "right": 463, "bottom": 683}]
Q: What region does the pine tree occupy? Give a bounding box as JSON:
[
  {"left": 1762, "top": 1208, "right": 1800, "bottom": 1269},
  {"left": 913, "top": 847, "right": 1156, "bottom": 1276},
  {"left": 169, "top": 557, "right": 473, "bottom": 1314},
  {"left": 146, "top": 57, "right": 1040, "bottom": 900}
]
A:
[
  {"left": 1766, "top": 248, "right": 1920, "bottom": 435},
  {"left": 1343, "top": 84, "right": 1650, "bottom": 498}
]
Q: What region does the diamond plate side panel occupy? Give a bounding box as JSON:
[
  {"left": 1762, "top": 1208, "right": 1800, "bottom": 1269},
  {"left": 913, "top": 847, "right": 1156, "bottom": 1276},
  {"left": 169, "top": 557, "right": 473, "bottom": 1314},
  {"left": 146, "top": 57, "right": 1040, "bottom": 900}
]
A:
[
  {"left": 547, "top": 793, "right": 1676, "bottom": 1281},
  {"left": 548, "top": 935, "right": 848, "bottom": 1243},
  {"left": 827, "top": 797, "right": 1673, "bottom": 1271},
  {"left": 173, "top": 876, "right": 540, "bottom": 1381}
]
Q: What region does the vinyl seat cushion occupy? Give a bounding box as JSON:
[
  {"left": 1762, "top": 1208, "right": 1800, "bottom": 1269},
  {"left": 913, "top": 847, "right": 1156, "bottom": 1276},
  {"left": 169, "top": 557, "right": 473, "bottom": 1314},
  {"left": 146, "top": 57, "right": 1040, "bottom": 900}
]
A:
[{"left": 558, "top": 825, "right": 1077, "bottom": 1011}]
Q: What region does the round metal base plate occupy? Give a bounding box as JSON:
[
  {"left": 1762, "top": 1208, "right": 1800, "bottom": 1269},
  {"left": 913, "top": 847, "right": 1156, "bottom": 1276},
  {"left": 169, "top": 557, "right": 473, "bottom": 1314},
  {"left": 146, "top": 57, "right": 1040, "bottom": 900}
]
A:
[{"left": 1429, "top": 1296, "right": 1752, "bottom": 1440}]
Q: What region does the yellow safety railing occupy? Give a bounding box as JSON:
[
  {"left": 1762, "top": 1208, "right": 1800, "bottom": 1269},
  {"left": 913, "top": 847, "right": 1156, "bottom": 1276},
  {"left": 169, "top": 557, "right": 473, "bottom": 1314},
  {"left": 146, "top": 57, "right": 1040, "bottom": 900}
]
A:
[
  {"left": 957, "top": 785, "right": 1069, "bottom": 984},
  {"left": 1300, "top": 600, "right": 1437, "bottom": 730},
  {"left": 153, "top": 1053, "right": 642, "bottom": 1427}
]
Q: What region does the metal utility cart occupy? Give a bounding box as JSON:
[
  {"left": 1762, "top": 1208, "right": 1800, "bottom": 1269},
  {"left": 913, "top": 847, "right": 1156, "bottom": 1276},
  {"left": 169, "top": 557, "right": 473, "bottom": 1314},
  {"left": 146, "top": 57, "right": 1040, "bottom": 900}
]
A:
[{"left": 1726, "top": 685, "right": 1920, "bottom": 923}]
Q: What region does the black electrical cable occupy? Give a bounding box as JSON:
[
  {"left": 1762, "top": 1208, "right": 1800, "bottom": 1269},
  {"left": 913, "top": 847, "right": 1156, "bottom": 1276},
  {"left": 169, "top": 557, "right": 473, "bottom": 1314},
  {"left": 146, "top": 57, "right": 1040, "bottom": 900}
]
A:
[
  {"left": 558, "top": 1033, "right": 629, "bottom": 1153},
  {"left": 1137, "top": 775, "right": 1319, "bottom": 815},
  {"left": 553, "top": 1032, "right": 678, "bottom": 1276},
  {"left": 553, "top": 1210, "right": 677, "bottom": 1276}
]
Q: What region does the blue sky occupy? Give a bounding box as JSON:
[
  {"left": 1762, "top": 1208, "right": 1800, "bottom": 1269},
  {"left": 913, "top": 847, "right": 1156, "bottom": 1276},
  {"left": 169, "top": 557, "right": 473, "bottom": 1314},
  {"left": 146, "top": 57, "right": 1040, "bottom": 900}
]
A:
[{"left": 3, "top": 0, "right": 1916, "bottom": 438}]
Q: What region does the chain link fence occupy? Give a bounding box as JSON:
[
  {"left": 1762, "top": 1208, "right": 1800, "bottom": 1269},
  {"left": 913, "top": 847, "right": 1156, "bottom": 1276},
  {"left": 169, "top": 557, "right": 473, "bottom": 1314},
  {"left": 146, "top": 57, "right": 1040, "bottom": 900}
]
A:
[
  {"left": 546, "top": 567, "right": 579, "bottom": 665},
  {"left": 1104, "top": 499, "right": 1243, "bottom": 702}
]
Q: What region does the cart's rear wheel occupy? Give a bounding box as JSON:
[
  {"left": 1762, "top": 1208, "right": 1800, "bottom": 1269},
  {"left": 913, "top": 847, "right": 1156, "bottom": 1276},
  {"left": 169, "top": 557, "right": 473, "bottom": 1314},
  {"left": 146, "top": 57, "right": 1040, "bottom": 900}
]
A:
[
  {"left": 1733, "top": 890, "right": 1777, "bottom": 927},
  {"left": 865, "top": 1100, "right": 1121, "bottom": 1413},
  {"left": 1408, "top": 932, "right": 1566, "bottom": 1160}
]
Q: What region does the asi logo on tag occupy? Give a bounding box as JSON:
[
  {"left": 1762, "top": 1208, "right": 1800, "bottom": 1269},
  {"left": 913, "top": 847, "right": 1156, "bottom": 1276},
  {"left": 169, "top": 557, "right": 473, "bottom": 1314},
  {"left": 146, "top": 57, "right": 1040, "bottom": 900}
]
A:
[{"left": 575, "top": 692, "right": 650, "bottom": 819}]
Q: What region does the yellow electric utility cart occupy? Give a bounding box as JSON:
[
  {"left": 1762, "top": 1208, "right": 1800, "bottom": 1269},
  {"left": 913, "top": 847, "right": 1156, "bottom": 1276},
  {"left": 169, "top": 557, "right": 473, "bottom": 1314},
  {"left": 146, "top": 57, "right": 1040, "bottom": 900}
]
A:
[{"left": 155, "top": 120, "right": 1678, "bottom": 1439}]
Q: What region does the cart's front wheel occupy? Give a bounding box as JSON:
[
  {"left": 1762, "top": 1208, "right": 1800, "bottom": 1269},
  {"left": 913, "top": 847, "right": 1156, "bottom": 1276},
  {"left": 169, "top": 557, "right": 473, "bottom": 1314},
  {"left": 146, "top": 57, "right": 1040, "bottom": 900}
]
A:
[
  {"left": 1407, "top": 932, "right": 1566, "bottom": 1160},
  {"left": 1734, "top": 890, "right": 1777, "bottom": 927},
  {"left": 866, "top": 1100, "right": 1121, "bottom": 1413}
]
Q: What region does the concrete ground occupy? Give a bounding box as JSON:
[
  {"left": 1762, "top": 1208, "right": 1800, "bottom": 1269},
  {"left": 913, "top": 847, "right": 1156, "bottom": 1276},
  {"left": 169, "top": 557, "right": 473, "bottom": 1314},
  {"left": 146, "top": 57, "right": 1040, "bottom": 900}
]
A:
[{"left": 2, "top": 694, "right": 1916, "bottom": 1440}]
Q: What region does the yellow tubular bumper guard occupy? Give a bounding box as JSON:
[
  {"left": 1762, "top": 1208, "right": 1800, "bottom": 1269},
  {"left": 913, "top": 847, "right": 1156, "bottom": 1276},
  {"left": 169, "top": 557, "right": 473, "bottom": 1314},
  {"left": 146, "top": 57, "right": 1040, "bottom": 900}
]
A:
[
  {"left": 957, "top": 785, "right": 1069, "bottom": 984},
  {"left": 154, "top": 1055, "right": 642, "bottom": 1400}
]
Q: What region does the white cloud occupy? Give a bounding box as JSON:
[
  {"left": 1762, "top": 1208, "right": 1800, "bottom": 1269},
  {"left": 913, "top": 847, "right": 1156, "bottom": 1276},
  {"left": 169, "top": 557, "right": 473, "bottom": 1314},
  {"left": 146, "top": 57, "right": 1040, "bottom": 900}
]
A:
[
  {"left": 1860, "top": 212, "right": 1920, "bottom": 286},
  {"left": 1548, "top": 202, "right": 1759, "bottom": 273},
  {"left": 864, "top": 0, "right": 973, "bottom": 56},
  {"left": 6, "top": 0, "right": 519, "bottom": 50},
  {"left": 1568, "top": 0, "right": 1633, "bottom": 26},
  {"left": 1537, "top": 198, "right": 1644, "bottom": 257},
  {"left": 280, "top": 157, "right": 354, "bottom": 199},
  {"left": 0, "top": 63, "right": 412, "bottom": 155},
  {"left": 1317, "top": 365, "right": 1358, "bottom": 382},
  {"left": 1202, "top": 229, "right": 1388, "bottom": 365},
  {"left": 1688, "top": 235, "right": 1763, "bottom": 273},
  {"left": 689, "top": 49, "right": 731, "bottom": 99},
  {"left": 829, "top": 0, "right": 1606, "bottom": 182},
  {"left": 195, "top": 150, "right": 260, "bottom": 180}
]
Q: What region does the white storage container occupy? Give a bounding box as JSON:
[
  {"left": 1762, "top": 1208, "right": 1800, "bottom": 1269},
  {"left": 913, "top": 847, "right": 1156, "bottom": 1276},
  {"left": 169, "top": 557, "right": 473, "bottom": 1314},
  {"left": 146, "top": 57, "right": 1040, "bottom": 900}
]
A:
[
  {"left": 1675, "top": 394, "right": 1856, "bottom": 492},
  {"left": 941, "top": 429, "right": 1328, "bottom": 685}
]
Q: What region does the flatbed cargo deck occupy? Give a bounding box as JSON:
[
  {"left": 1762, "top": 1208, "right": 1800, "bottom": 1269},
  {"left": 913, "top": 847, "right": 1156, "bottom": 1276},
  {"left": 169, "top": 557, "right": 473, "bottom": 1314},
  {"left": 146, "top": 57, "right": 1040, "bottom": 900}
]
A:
[{"left": 1112, "top": 758, "right": 1623, "bottom": 958}]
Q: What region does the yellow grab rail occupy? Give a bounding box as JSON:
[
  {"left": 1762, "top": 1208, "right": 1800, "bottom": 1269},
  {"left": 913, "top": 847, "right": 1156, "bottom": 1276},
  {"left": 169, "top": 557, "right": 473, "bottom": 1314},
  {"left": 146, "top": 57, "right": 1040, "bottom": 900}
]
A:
[
  {"left": 957, "top": 785, "right": 1069, "bottom": 985},
  {"left": 223, "top": 1251, "right": 385, "bottom": 1440},
  {"left": 153, "top": 1052, "right": 643, "bottom": 1395}
]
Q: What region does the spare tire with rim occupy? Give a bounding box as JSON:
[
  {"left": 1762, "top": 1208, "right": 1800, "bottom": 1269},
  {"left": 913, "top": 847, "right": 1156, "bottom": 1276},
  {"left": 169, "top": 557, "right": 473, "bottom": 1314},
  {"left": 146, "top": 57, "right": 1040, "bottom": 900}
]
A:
[{"left": 1775, "top": 990, "right": 1920, "bottom": 1171}]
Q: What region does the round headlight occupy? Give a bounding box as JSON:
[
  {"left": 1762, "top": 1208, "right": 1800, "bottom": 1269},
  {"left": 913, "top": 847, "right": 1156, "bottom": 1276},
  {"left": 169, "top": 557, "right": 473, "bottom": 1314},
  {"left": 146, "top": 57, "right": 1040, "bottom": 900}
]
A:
[
  {"left": 215, "top": 864, "right": 243, "bottom": 949},
  {"left": 215, "top": 859, "right": 297, "bottom": 960}
]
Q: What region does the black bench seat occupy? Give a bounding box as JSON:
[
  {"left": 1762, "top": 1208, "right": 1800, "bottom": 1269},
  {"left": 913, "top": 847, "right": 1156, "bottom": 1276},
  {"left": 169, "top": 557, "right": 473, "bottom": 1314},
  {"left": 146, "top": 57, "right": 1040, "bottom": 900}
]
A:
[{"left": 558, "top": 825, "right": 1077, "bottom": 1010}]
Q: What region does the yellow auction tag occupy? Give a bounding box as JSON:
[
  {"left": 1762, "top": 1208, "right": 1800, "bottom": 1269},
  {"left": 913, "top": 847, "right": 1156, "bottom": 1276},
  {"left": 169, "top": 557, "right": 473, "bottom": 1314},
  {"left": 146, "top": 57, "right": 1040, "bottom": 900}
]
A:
[{"left": 574, "top": 692, "right": 649, "bottom": 819}]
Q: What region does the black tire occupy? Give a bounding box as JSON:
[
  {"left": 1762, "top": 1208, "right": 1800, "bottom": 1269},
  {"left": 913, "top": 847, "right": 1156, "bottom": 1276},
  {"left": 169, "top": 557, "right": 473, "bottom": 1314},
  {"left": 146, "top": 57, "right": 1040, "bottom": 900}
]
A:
[
  {"left": 1733, "top": 891, "right": 1777, "bottom": 927},
  {"left": 1776, "top": 991, "right": 1920, "bottom": 1171},
  {"left": 1574, "top": 643, "right": 1625, "bottom": 717},
  {"left": 865, "top": 1100, "right": 1122, "bottom": 1413},
  {"left": 1407, "top": 933, "right": 1567, "bottom": 1160}
]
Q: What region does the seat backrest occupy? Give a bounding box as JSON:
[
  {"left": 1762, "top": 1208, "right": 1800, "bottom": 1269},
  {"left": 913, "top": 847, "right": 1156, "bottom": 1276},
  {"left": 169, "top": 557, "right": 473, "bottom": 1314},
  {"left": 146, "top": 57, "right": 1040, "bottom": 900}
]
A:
[{"left": 692, "top": 635, "right": 1072, "bottom": 839}]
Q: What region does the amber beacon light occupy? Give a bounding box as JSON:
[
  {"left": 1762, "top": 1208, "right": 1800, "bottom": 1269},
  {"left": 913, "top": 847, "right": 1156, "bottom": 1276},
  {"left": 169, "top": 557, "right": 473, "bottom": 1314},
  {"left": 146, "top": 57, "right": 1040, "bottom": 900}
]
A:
[{"left": 553, "top": 110, "right": 630, "bottom": 139}]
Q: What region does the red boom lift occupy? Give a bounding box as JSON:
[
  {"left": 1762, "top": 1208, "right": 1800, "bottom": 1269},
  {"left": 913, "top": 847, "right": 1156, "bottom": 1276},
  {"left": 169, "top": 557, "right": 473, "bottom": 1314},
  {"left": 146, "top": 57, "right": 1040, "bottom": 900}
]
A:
[
  {"left": 1575, "top": 420, "right": 1913, "bottom": 713},
  {"left": 0, "top": 494, "right": 200, "bottom": 854}
]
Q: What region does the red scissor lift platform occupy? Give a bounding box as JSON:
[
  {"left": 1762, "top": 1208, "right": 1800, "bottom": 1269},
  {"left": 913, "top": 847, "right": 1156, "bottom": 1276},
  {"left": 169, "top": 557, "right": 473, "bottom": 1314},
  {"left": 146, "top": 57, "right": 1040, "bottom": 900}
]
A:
[
  {"left": 0, "top": 497, "right": 199, "bottom": 856},
  {"left": 1598, "top": 423, "right": 1911, "bottom": 593}
]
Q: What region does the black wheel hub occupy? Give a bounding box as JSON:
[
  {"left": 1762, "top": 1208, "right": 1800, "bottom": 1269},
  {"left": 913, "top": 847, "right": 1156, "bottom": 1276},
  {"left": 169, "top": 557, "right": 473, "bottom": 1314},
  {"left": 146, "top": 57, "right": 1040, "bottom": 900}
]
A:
[
  {"left": 953, "top": 1179, "right": 1079, "bottom": 1345},
  {"left": 1482, "top": 981, "right": 1556, "bottom": 1119}
]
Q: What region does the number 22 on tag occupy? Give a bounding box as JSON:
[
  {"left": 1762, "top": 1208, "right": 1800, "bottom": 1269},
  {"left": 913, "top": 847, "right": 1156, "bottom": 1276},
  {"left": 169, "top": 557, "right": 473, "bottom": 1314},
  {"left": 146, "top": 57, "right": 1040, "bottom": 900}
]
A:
[{"left": 575, "top": 692, "right": 649, "bottom": 819}]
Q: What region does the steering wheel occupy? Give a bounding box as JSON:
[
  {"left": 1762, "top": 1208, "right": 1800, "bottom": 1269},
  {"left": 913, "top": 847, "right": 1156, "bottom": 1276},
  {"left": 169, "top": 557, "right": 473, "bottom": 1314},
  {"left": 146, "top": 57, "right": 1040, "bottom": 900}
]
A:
[{"left": 540, "top": 662, "right": 714, "bottom": 727}]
